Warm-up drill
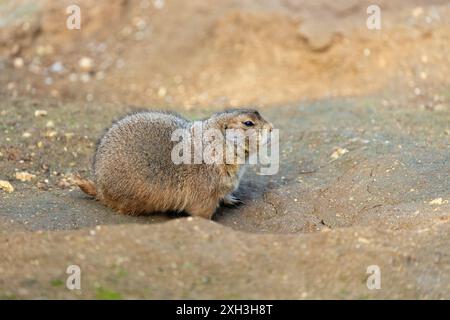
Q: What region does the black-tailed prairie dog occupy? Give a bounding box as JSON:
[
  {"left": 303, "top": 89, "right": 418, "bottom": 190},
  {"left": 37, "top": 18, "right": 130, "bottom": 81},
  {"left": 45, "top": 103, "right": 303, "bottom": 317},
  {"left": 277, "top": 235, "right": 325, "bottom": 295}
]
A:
[{"left": 74, "top": 109, "right": 273, "bottom": 219}]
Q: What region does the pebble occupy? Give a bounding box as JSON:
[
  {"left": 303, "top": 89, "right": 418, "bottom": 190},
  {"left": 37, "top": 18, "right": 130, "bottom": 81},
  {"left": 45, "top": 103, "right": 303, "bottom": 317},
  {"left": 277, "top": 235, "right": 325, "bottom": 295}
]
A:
[
  {"left": 50, "top": 61, "right": 64, "bottom": 73},
  {"left": 78, "top": 57, "right": 94, "bottom": 72},
  {"left": 0, "top": 180, "right": 14, "bottom": 193},
  {"left": 153, "top": 0, "right": 165, "bottom": 10},
  {"left": 158, "top": 86, "right": 167, "bottom": 97},
  {"left": 429, "top": 198, "right": 448, "bottom": 205},
  {"left": 34, "top": 110, "right": 48, "bottom": 117},
  {"left": 45, "top": 130, "right": 58, "bottom": 138},
  {"left": 358, "top": 237, "right": 371, "bottom": 244},
  {"left": 13, "top": 57, "right": 24, "bottom": 68},
  {"left": 15, "top": 172, "right": 37, "bottom": 182},
  {"left": 330, "top": 147, "right": 349, "bottom": 160},
  {"left": 36, "top": 45, "right": 54, "bottom": 56},
  {"left": 412, "top": 7, "right": 424, "bottom": 18},
  {"left": 80, "top": 73, "right": 91, "bottom": 83}
]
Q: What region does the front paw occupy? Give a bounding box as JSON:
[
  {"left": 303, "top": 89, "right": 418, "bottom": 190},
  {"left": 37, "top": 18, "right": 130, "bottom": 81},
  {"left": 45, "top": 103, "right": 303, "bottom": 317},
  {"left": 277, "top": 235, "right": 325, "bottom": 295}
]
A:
[{"left": 222, "top": 195, "right": 244, "bottom": 207}]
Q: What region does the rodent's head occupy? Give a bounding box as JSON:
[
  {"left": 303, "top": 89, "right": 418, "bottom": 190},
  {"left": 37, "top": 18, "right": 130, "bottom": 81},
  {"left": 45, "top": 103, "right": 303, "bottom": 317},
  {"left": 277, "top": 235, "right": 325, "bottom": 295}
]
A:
[
  {"left": 208, "top": 108, "right": 274, "bottom": 160},
  {"left": 210, "top": 108, "right": 273, "bottom": 133}
]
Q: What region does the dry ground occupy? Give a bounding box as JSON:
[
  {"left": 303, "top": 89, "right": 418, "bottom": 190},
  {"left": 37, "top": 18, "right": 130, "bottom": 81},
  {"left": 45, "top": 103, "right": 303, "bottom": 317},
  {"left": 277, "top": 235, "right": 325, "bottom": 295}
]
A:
[{"left": 0, "top": 0, "right": 449, "bottom": 299}]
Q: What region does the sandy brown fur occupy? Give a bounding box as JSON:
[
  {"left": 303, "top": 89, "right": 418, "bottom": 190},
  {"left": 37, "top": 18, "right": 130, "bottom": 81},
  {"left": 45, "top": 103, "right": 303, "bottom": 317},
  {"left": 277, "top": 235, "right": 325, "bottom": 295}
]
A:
[
  {"left": 72, "top": 174, "right": 97, "bottom": 197},
  {"left": 75, "top": 109, "right": 272, "bottom": 219}
]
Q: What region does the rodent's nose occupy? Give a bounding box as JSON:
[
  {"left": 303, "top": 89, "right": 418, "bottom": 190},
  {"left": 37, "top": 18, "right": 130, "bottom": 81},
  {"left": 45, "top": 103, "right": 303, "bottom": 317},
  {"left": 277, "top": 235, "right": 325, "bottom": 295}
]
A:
[{"left": 267, "top": 122, "right": 274, "bottom": 131}]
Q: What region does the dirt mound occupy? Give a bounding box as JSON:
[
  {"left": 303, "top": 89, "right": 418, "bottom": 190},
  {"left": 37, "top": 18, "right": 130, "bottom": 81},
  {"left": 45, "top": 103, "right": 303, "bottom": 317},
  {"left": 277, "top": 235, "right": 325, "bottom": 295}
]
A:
[{"left": 1, "top": 218, "right": 450, "bottom": 299}]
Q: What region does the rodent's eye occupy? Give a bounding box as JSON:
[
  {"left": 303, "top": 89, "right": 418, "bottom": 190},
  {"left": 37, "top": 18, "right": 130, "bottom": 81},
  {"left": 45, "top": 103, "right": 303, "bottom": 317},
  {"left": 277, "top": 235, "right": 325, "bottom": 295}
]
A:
[{"left": 243, "top": 121, "right": 254, "bottom": 127}]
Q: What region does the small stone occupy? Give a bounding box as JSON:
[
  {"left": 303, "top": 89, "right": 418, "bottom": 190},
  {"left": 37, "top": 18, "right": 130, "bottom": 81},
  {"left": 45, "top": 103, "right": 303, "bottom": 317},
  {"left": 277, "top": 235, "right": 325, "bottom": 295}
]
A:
[
  {"left": 429, "top": 198, "right": 448, "bottom": 205},
  {"left": 330, "top": 147, "right": 349, "bottom": 160},
  {"left": 50, "top": 61, "right": 64, "bottom": 73},
  {"left": 46, "top": 120, "right": 55, "bottom": 128},
  {"left": 36, "top": 45, "right": 54, "bottom": 56},
  {"left": 412, "top": 7, "right": 424, "bottom": 17},
  {"left": 78, "top": 57, "right": 94, "bottom": 72},
  {"left": 13, "top": 57, "right": 24, "bottom": 68},
  {"left": 45, "top": 130, "right": 58, "bottom": 138},
  {"left": 22, "top": 132, "right": 32, "bottom": 138},
  {"left": 358, "top": 237, "right": 371, "bottom": 244},
  {"left": 153, "top": 0, "right": 165, "bottom": 10},
  {"left": 15, "top": 171, "right": 36, "bottom": 182},
  {"left": 158, "top": 87, "right": 167, "bottom": 97},
  {"left": 0, "top": 180, "right": 14, "bottom": 193},
  {"left": 34, "top": 110, "right": 48, "bottom": 117},
  {"left": 133, "top": 17, "right": 147, "bottom": 30},
  {"left": 80, "top": 73, "right": 91, "bottom": 83}
]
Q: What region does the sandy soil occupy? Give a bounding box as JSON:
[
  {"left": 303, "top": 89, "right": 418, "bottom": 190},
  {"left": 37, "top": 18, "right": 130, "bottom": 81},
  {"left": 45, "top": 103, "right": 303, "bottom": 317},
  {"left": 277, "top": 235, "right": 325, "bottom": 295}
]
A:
[{"left": 0, "top": 0, "right": 449, "bottom": 299}]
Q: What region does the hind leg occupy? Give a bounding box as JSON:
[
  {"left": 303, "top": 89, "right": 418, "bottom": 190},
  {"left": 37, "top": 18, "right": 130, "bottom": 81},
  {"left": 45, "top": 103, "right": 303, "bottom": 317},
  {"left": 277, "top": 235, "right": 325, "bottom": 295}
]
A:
[
  {"left": 98, "top": 188, "right": 147, "bottom": 216},
  {"left": 188, "top": 200, "right": 219, "bottom": 220}
]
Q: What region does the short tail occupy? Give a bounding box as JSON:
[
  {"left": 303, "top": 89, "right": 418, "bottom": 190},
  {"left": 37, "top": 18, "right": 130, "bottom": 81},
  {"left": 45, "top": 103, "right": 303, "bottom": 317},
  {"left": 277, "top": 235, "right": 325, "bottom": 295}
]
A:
[{"left": 72, "top": 173, "right": 97, "bottom": 197}]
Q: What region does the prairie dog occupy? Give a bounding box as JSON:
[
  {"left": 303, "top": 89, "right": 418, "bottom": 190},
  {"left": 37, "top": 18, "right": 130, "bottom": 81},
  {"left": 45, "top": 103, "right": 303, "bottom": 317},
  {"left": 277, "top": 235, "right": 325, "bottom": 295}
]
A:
[{"left": 74, "top": 109, "right": 273, "bottom": 219}]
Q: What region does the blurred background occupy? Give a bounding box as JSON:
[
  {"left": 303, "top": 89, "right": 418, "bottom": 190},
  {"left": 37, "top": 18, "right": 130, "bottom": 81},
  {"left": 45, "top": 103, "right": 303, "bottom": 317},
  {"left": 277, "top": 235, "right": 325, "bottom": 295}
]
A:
[{"left": 1, "top": 0, "right": 449, "bottom": 108}]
